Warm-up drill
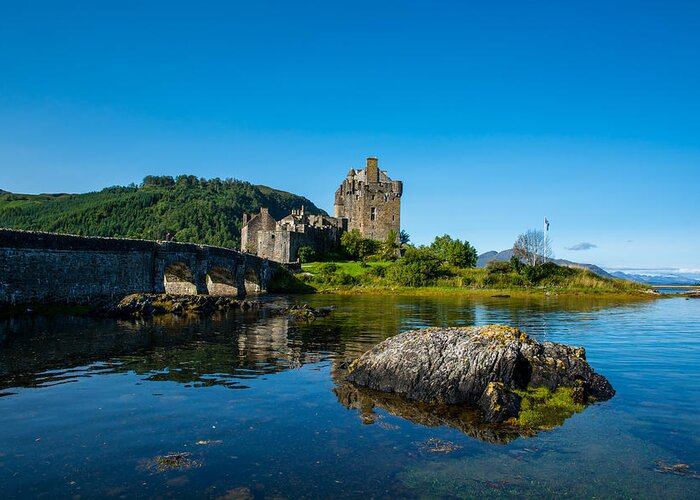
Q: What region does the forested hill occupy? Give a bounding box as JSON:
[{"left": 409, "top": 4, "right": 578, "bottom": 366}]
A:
[{"left": 0, "top": 175, "right": 325, "bottom": 248}]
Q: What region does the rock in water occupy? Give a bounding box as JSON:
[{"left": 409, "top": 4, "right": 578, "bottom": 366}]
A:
[{"left": 346, "top": 325, "right": 614, "bottom": 423}]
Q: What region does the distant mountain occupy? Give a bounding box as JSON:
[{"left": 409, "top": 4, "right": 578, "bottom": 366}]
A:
[
  {"left": 609, "top": 271, "right": 698, "bottom": 286},
  {"left": 477, "top": 249, "right": 614, "bottom": 279},
  {"left": 476, "top": 250, "right": 511, "bottom": 267},
  {"left": 552, "top": 259, "right": 614, "bottom": 279},
  {"left": 0, "top": 175, "right": 324, "bottom": 249}
]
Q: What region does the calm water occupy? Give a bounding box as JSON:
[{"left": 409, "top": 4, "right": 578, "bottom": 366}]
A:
[{"left": 1, "top": 294, "right": 699, "bottom": 498}]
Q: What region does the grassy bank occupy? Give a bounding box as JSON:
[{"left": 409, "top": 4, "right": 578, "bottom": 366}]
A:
[{"left": 297, "top": 260, "right": 653, "bottom": 297}]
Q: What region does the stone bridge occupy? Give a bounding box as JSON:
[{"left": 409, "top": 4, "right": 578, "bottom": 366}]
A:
[{"left": 0, "top": 229, "right": 278, "bottom": 305}]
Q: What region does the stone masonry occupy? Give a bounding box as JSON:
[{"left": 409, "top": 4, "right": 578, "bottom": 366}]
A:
[
  {"left": 241, "top": 157, "right": 402, "bottom": 262},
  {"left": 241, "top": 206, "right": 343, "bottom": 263},
  {"left": 0, "top": 229, "right": 276, "bottom": 305},
  {"left": 334, "top": 157, "right": 403, "bottom": 242}
]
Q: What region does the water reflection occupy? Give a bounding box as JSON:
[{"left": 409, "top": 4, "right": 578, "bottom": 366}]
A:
[
  {"left": 333, "top": 368, "right": 527, "bottom": 444},
  {"left": 0, "top": 310, "right": 322, "bottom": 392},
  {"left": 1, "top": 294, "right": 699, "bottom": 498},
  {"left": 0, "top": 294, "right": 653, "bottom": 435}
]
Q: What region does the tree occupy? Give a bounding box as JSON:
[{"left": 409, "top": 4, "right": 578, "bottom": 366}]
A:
[
  {"left": 399, "top": 229, "right": 411, "bottom": 246},
  {"left": 341, "top": 229, "right": 380, "bottom": 260},
  {"left": 340, "top": 229, "right": 363, "bottom": 259},
  {"left": 380, "top": 230, "right": 400, "bottom": 260},
  {"left": 428, "top": 234, "right": 478, "bottom": 268},
  {"left": 512, "top": 229, "right": 552, "bottom": 266},
  {"left": 142, "top": 175, "right": 174, "bottom": 187}
]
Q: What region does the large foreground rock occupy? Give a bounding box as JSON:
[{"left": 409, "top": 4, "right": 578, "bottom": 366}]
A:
[{"left": 346, "top": 325, "right": 614, "bottom": 423}]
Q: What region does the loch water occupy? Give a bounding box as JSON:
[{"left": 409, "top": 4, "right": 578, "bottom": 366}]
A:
[{"left": 1, "top": 294, "right": 699, "bottom": 498}]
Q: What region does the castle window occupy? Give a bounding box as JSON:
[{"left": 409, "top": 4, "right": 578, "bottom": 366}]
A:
[{"left": 370, "top": 207, "right": 376, "bottom": 221}]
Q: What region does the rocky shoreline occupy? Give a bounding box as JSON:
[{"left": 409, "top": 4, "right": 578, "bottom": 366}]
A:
[
  {"left": 108, "top": 293, "right": 261, "bottom": 318},
  {"left": 0, "top": 294, "right": 336, "bottom": 321}
]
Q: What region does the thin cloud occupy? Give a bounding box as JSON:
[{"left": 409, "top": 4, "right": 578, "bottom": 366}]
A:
[
  {"left": 606, "top": 267, "right": 700, "bottom": 275},
  {"left": 566, "top": 242, "right": 597, "bottom": 251}
]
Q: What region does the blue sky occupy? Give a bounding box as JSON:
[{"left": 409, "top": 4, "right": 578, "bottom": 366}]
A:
[{"left": 1, "top": 1, "right": 698, "bottom": 271}]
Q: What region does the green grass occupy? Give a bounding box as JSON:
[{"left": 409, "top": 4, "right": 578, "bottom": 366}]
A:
[
  {"left": 302, "top": 260, "right": 389, "bottom": 276},
  {"left": 297, "top": 259, "right": 652, "bottom": 297}
]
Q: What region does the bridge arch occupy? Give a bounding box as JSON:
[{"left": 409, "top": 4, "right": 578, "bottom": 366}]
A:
[
  {"left": 206, "top": 266, "right": 238, "bottom": 296},
  {"left": 163, "top": 261, "right": 198, "bottom": 295},
  {"left": 244, "top": 267, "right": 261, "bottom": 294}
]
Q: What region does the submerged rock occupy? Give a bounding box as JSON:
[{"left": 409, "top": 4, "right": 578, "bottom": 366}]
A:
[
  {"left": 110, "top": 293, "right": 257, "bottom": 318},
  {"left": 346, "top": 325, "right": 614, "bottom": 424},
  {"left": 287, "top": 303, "right": 335, "bottom": 321}
]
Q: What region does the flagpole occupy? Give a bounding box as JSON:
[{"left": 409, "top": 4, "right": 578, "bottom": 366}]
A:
[{"left": 543, "top": 217, "right": 547, "bottom": 264}]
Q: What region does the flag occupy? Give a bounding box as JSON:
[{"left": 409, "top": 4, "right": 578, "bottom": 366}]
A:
[{"left": 544, "top": 218, "right": 550, "bottom": 231}]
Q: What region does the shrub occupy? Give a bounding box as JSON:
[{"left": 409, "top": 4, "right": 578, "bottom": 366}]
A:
[
  {"left": 486, "top": 260, "right": 512, "bottom": 274},
  {"left": 318, "top": 262, "right": 339, "bottom": 275},
  {"left": 331, "top": 271, "right": 357, "bottom": 286},
  {"left": 510, "top": 255, "right": 524, "bottom": 273},
  {"left": 297, "top": 246, "right": 316, "bottom": 263},
  {"left": 366, "top": 264, "right": 388, "bottom": 278},
  {"left": 522, "top": 262, "right": 564, "bottom": 283},
  {"left": 387, "top": 247, "right": 442, "bottom": 287}
]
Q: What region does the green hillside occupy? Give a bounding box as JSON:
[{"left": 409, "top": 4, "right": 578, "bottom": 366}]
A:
[{"left": 0, "top": 175, "right": 324, "bottom": 248}]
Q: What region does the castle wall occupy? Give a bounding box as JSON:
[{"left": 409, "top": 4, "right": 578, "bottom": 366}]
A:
[
  {"left": 256, "top": 224, "right": 341, "bottom": 263},
  {"left": 256, "top": 229, "right": 280, "bottom": 262},
  {"left": 240, "top": 208, "right": 277, "bottom": 254},
  {"left": 286, "top": 225, "right": 341, "bottom": 262}
]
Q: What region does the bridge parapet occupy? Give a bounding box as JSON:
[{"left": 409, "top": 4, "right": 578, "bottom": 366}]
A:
[{"left": 0, "top": 229, "right": 276, "bottom": 305}]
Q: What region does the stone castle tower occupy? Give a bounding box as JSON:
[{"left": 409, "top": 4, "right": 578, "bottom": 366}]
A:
[
  {"left": 334, "top": 157, "right": 403, "bottom": 242},
  {"left": 241, "top": 157, "right": 402, "bottom": 262}
]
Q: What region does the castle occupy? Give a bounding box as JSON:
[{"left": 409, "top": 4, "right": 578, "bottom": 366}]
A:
[{"left": 241, "top": 157, "right": 403, "bottom": 263}]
